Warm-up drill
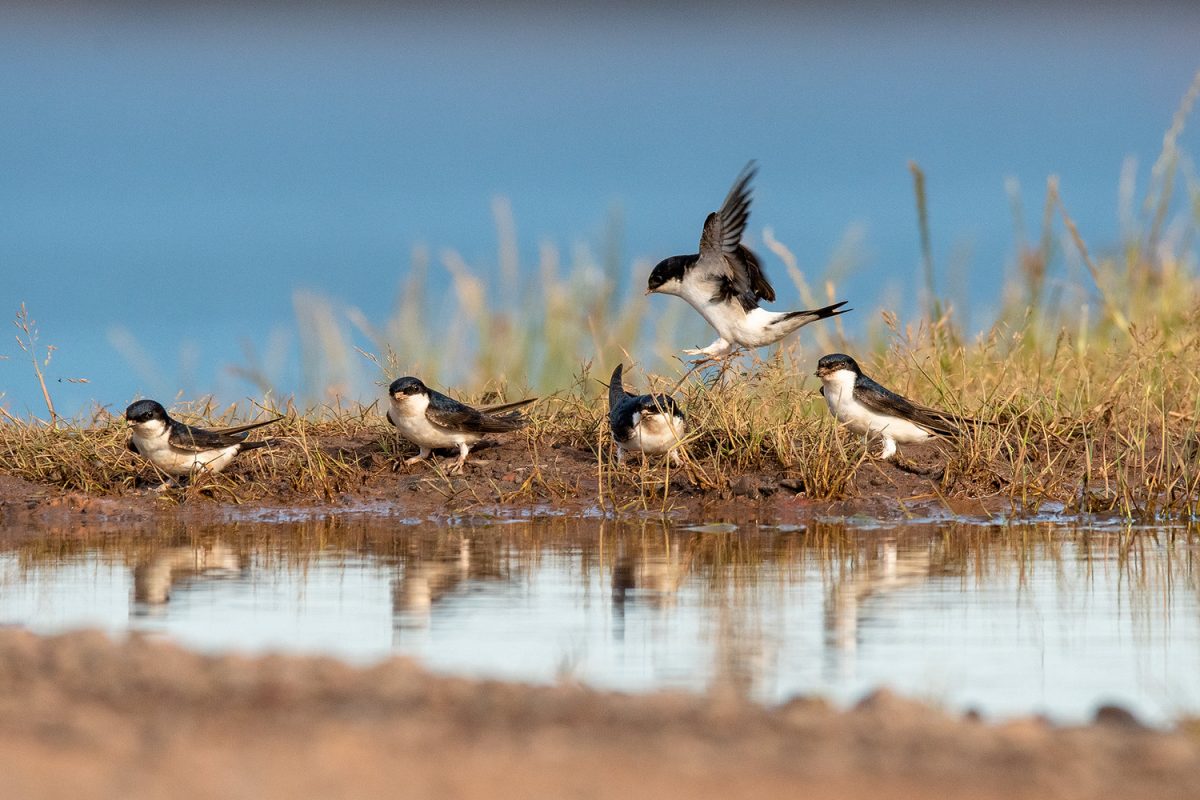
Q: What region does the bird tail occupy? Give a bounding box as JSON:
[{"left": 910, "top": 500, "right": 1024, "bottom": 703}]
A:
[
  {"left": 772, "top": 300, "right": 851, "bottom": 330},
  {"left": 932, "top": 410, "right": 1002, "bottom": 437},
  {"left": 210, "top": 415, "right": 286, "bottom": 437},
  {"left": 478, "top": 397, "right": 538, "bottom": 415},
  {"left": 608, "top": 363, "right": 627, "bottom": 409},
  {"left": 238, "top": 438, "right": 282, "bottom": 452},
  {"left": 949, "top": 413, "right": 1001, "bottom": 432}
]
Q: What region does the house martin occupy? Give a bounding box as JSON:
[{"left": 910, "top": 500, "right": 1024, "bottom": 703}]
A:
[
  {"left": 647, "top": 162, "right": 849, "bottom": 359},
  {"left": 815, "top": 353, "right": 987, "bottom": 460},
  {"left": 125, "top": 399, "right": 281, "bottom": 479},
  {"left": 386, "top": 377, "right": 535, "bottom": 473},
  {"left": 607, "top": 363, "right": 687, "bottom": 464}
]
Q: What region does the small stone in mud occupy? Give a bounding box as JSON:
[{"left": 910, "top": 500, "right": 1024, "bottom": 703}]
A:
[
  {"left": 1094, "top": 704, "right": 1144, "bottom": 728},
  {"left": 731, "top": 475, "right": 759, "bottom": 498}
]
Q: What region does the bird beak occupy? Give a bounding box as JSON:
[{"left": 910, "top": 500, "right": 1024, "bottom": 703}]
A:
[
  {"left": 644, "top": 288, "right": 652, "bottom": 296},
  {"left": 813, "top": 371, "right": 821, "bottom": 378}
]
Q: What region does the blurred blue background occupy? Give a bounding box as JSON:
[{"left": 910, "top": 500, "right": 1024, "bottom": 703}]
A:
[{"left": 1, "top": 2, "right": 1197, "bottom": 415}]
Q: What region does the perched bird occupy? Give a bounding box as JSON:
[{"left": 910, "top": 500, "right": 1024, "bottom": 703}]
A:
[
  {"left": 815, "top": 353, "right": 985, "bottom": 460},
  {"left": 646, "top": 162, "right": 849, "bottom": 359},
  {"left": 125, "top": 399, "right": 281, "bottom": 479},
  {"left": 386, "top": 377, "right": 535, "bottom": 473},
  {"left": 607, "top": 363, "right": 687, "bottom": 464}
]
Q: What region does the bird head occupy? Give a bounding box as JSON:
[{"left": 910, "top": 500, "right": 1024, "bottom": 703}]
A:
[
  {"left": 388, "top": 377, "right": 429, "bottom": 401},
  {"left": 125, "top": 399, "right": 169, "bottom": 429},
  {"left": 646, "top": 256, "right": 689, "bottom": 296},
  {"left": 814, "top": 353, "right": 861, "bottom": 380}
]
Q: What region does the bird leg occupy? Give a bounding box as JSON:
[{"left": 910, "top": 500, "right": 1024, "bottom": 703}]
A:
[
  {"left": 449, "top": 442, "right": 471, "bottom": 474},
  {"left": 876, "top": 438, "right": 898, "bottom": 461},
  {"left": 682, "top": 338, "right": 735, "bottom": 360},
  {"left": 404, "top": 447, "right": 432, "bottom": 466},
  {"left": 671, "top": 344, "right": 742, "bottom": 394}
]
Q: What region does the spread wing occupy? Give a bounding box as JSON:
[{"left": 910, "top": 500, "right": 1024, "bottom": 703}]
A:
[
  {"left": 852, "top": 378, "right": 962, "bottom": 438},
  {"left": 425, "top": 390, "right": 528, "bottom": 434},
  {"left": 699, "top": 162, "right": 756, "bottom": 256},
  {"left": 696, "top": 162, "right": 775, "bottom": 311},
  {"left": 168, "top": 421, "right": 255, "bottom": 452}
]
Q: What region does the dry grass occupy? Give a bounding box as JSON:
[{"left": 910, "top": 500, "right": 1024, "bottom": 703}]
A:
[{"left": 3, "top": 72, "right": 1200, "bottom": 518}]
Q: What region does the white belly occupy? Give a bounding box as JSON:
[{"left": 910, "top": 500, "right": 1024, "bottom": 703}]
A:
[
  {"left": 822, "top": 378, "right": 933, "bottom": 445},
  {"left": 679, "top": 281, "right": 790, "bottom": 349},
  {"left": 388, "top": 405, "right": 480, "bottom": 450},
  {"left": 627, "top": 411, "right": 686, "bottom": 454},
  {"left": 132, "top": 432, "right": 240, "bottom": 476}
]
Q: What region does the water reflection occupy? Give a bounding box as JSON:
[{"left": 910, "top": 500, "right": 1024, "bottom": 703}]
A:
[
  {"left": 0, "top": 516, "right": 1197, "bottom": 723},
  {"left": 133, "top": 542, "right": 244, "bottom": 611},
  {"left": 824, "top": 538, "right": 942, "bottom": 678},
  {"left": 392, "top": 533, "right": 510, "bottom": 632}
]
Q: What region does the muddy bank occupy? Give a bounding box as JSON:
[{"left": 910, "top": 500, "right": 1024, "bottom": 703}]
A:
[
  {"left": 0, "top": 629, "right": 1194, "bottom": 800},
  {"left": 0, "top": 435, "right": 1010, "bottom": 528}
]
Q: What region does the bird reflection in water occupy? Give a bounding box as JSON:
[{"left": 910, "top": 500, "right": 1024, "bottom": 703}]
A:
[
  {"left": 823, "top": 537, "right": 942, "bottom": 680},
  {"left": 392, "top": 533, "right": 511, "bottom": 636},
  {"left": 611, "top": 533, "right": 688, "bottom": 642},
  {"left": 132, "top": 542, "right": 244, "bottom": 614}
]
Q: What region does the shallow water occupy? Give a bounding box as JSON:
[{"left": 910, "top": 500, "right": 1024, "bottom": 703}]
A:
[{"left": 1, "top": 515, "right": 1198, "bottom": 724}]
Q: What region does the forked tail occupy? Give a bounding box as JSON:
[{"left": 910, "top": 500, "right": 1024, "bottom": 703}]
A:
[
  {"left": 773, "top": 300, "right": 851, "bottom": 328},
  {"left": 608, "top": 363, "right": 628, "bottom": 409},
  {"left": 239, "top": 438, "right": 282, "bottom": 452}
]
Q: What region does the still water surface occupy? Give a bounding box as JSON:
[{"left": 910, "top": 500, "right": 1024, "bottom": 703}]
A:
[{"left": 1, "top": 516, "right": 1198, "bottom": 724}]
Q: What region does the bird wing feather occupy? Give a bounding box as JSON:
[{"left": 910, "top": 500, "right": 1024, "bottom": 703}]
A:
[
  {"left": 425, "top": 391, "right": 528, "bottom": 434},
  {"left": 208, "top": 416, "right": 284, "bottom": 436},
  {"left": 477, "top": 397, "right": 537, "bottom": 415},
  {"left": 695, "top": 162, "right": 775, "bottom": 310},
  {"left": 852, "top": 379, "right": 963, "bottom": 438},
  {"left": 167, "top": 421, "right": 254, "bottom": 452}
]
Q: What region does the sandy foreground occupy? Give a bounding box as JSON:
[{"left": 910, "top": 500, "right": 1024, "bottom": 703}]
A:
[{"left": 0, "top": 630, "right": 1195, "bottom": 800}]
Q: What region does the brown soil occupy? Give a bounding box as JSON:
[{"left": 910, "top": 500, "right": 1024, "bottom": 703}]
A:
[
  {"left": 0, "top": 434, "right": 1005, "bottom": 527},
  {"left": 0, "top": 629, "right": 1195, "bottom": 800}
]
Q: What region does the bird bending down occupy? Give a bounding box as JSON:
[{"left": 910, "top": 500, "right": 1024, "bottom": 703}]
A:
[
  {"left": 607, "top": 363, "right": 687, "bottom": 465},
  {"left": 125, "top": 399, "right": 281, "bottom": 481},
  {"left": 815, "top": 353, "right": 988, "bottom": 461},
  {"left": 386, "top": 377, "right": 535, "bottom": 474},
  {"left": 646, "top": 161, "right": 850, "bottom": 360}
]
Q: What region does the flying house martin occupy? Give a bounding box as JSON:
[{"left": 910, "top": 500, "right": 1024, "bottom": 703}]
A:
[{"left": 647, "top": 162, "right": 849, "bottom": 359}]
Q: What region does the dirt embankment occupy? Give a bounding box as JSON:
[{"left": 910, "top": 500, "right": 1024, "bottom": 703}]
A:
[
  {"left": 0, "top": 434, "right": 1003, "bottom": 528},
  {"left": 0, "top": 629, "right": 1195, "bottom": 800}
]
